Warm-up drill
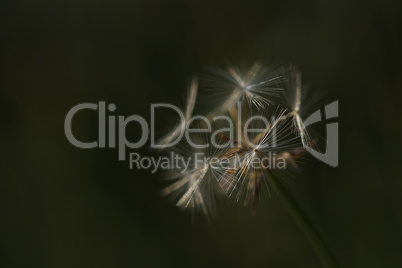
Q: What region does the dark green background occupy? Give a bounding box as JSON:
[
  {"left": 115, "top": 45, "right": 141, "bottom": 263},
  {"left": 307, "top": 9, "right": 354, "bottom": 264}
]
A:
[{"left": 1, "top": 0, "right": 401, "bottom": 267}]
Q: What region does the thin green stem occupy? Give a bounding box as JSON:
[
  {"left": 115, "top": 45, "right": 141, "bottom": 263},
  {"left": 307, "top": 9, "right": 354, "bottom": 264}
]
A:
[{"left": 269, "top": 172, "right": 339, "bottom": 268}]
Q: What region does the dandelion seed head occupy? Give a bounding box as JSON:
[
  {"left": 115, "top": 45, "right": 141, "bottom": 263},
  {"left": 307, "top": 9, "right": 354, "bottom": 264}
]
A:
[{"left": 158, "top": 62, "right": 317, "bottom": 219}]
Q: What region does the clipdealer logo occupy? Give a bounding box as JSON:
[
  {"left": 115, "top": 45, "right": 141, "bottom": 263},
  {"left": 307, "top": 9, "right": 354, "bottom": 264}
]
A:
[{"left": 64, "top": 100, "right": 338, "bottom": 169}]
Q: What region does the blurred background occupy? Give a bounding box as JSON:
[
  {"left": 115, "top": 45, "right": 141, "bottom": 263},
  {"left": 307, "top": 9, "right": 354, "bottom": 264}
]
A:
[{"left": 1, "top": 0, "right": 402, "bottom": 267}]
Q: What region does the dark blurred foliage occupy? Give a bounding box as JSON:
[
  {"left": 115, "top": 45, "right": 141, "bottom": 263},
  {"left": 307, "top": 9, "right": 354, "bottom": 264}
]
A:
[{"left": 1, "top": 0, "right": 402, "bottom": 267}]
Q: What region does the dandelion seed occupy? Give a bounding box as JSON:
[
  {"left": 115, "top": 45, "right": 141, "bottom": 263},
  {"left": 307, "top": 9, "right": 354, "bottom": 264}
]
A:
[
  {"left": 223, "top": 109, "right": 301, "bottom": 206},
  {"left": 156, "top": 76, "right": 198, "bottom": 148},
  {"left": 284, "top": 66, "right": 311, "bottom": 147},
  {"left": 160, "top": 137, "right": 233, "bottom": 220},
  {"left": 204, "top": 62, "right": 284, "bottom": 118}
]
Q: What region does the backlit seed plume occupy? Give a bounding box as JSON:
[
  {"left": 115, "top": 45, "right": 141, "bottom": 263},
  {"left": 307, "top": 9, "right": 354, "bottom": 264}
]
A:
[
  {"left": 204, "top": 62, "right": 284, "bottom": 118},
  {"left": 156, "top": 77, "right": 198, "bottom": 148},
  {"left": 223, "top": 109, "right": 301, "bottom": 208},
  {"left": 160, "top": 140, "right": 232, "bottom": 220},
  {"left": 284, "top": 66, "right": 310, "bottom": 147}
]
